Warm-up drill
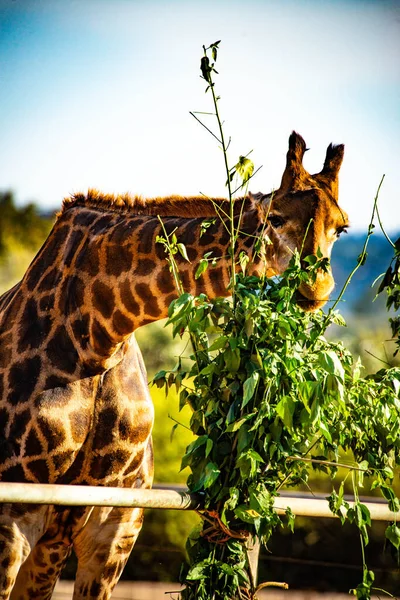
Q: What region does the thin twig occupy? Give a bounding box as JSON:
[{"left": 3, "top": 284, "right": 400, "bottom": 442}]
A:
[
  {"left": 168, "top": 414, "right": 191, "bottom": 431},
  {"left": 364, "top": 348, "right": 391, "bottom": 367},
  {"left": 320, "top": 174, "right": 385, "bottom": 332},
  {"left": 191, "top": 110, "right": 217, "bottom": 116},
  {"left": 189, "top": 111, "right": 221, "bottom": 144},
  {"left": 286, "top": 456, "right": 369, "bottom": 472},
  {"left": 231, "top": 165, "right": 263, "bottom": 195},
  {"left": 376, "top": 200, "right": 395, "bottom": 249},
  {"left": 371, "top": 587, "right": 396, "bottom": 598}
]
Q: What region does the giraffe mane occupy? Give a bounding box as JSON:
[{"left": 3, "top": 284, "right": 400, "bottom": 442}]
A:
[{"left": 60, "top": 189, "right": 253, "bottom": 218}]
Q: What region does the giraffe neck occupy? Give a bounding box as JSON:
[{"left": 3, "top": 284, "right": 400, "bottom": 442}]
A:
[{"left": 20, "top": 197, "right": 274, "bottom": 374}]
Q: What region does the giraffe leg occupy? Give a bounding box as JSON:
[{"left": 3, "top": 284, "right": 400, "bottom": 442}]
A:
[
  {"left": 0, "top": 504, "right": 53, "bottom": 600},
  {"left": 9, "top": 537, "right": 71, "bottom": 600},
  {"left": 72, "top": 506, "right": 144, "bottom": 600},
  {"left": 0, "top": 521, "right": 31, "bottom": 600}
]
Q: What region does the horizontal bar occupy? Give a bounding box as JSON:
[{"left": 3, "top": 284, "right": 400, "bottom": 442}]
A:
[
  {"left": 0, "top": 483, "right": 396, "bottom": 521},
  {"left": 0, "top": 482, "right": 202, "bottom": 510},
  {"left": 273, "top": 496, "right": 396, "bottom": 521}
]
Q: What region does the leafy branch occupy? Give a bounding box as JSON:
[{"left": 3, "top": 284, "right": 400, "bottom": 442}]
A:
[{"left": 154, "top": 42, "right": 400, "bottom": 600}]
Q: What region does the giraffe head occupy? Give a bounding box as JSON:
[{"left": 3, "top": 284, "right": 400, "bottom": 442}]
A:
[{"left": 252, "top": 131, "right": 348, "bottom": 310}]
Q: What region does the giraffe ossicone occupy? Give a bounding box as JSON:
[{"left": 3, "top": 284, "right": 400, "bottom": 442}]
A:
[{"left": 0, "top": 132, "right": 348, "bottom": 599}]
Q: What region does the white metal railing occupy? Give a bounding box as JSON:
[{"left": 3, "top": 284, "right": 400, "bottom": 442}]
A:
[{"left": 0, "top": 482, "right": 395, "bottom": 521}]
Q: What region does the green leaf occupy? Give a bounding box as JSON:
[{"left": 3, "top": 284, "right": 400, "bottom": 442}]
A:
[
  {"left": 203, "top": 461, "right": 220, "bottom": 489},
  {"left": 385, "top": 523, "right": 400, "bottom": 549},
  {"left": 380, "top": 485, "right": 400, "bottom": 512},
  {"left": 226, "top": 169, "right": 236, "bottom": 186},
  {"left": 350, "top": 569, "right": 375, "bottom": 600},
  {"left": 297, "top": 380, "right": 317, "bottom": 411},
  {"left": 167, "top": 293, "right": 193, "bottom": 323},
  {"left": 303, "top": 254, "right": 317, "bottom": 266},
  {"left": 186, "top": 560, "right": 208, "bottom": 581},
  {"left": 330, "top": 311, "right": 347, "bottom": 327},
  {"left": 242, "top": 372, "right": 259, "bottom": 407},
  {"left": 170, "top": 423, "right": 178, "bottom": 442},
  {"left": 276, "top": 395, "right": 296, "bottom": 431},
  {"left": 177, "top": 243, "right": 190, "bottom": 261},
  {"left": 357, "top": 461, "right": 369, "bottom": 488},
  {"left": 234, "top": 505, "right": 261, "bottom": 524},
  {"left": 359, "top": 503, "right": 371, "bottom": 528},
  {"left": 319, "top": 420, "right": 332, "bottom": 444},
  {"left": 185, "top": 435, "right": 208, "bottom": 455},
  {"left": 199, "top": 363, "right": 216, "bottom": 377},
  {"left": 236, "top": 448, "right": 264, "bottom": 479},
  {"left": 235, "top": 155, "right": 254, "bottom": 184},
  {"left": 211, "top": 40, "right": 221, "bottom": 61},
  {"left": 195, "top": 258, "right": 209, "bottom": 279},
  {"left": 224, "top": 487, "right": 240, "bottom": 511},
  {"left": 200, "top": 219, "right": 216, "bottom": 237},
  {"left": 318, "top": 350, "right": 345, "bottom": 381},
  {"left": 226, "top": 413, "right": 254, "bottom": 433},
  {"left": 152, "top": 370, "right": 167, "bottom": 388},
  {"left": 239, "top": 251, "right": 249, "bottom": 274},
  {"left": 224, "top": 347, "right": 241, "bottom": 373},
  {"left": 205, "top": 437, "right": 213, "bottom": 457},
  {"left": 200, "top": 55, "right": 212, "bottom": 83},
  {"left": 327, "top": 485, "right": 348, "bottom": 523},
  {"left": 285, "top": 506, "right": 295, "bottom": 533},
  {"left": 208, "top": 335, "right": 228, "bottom": 351}
]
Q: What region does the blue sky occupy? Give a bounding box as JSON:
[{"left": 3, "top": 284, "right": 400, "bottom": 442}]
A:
[{"left": 0, "top": 0, "right": 399, "bottom": 232}]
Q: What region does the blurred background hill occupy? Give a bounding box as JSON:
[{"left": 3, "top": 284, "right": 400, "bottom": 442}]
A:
[{"left": 0, "top": 191, "right": 399, "bottom": 594}]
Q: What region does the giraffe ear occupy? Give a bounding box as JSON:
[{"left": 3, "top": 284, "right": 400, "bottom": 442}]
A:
[
  {"left": 319, "top": 143, "right": 344, "bottom": 177},
  {"left": 248, "top": 191, "right": 264, "bottom": 206},
  {"left": 279, "top": 131, "right": 309, "bottom": 192},
  {"left": 249, "top": 191, "right": 272, "bottom": 219},
  {"left": 314, "top": 142, "right": 344, "bottom": 199}
]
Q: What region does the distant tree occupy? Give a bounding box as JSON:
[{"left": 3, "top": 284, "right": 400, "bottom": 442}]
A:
[
  {"left": 0, "top": 191, "right": 54, "bottom": 294},
  {"left": 0, "top": 191, "right": 53, "bottom": 257}
]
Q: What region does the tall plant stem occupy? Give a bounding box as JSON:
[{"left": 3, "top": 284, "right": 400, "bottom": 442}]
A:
[{"left": 203, "top": 46, "right": 237, "bottom": 295}]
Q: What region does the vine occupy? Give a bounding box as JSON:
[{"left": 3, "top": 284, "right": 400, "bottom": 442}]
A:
[
  {"left": 377, "top": 233, "right": 400, "bottom": 356},
  {"left": 154, "top": 42, "right": 400, "bottom": 600}
]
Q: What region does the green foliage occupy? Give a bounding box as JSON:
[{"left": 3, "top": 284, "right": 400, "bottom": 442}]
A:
[
  {"left": 0, "top": 191, "right": 52, "bottom": 255},
  {"left": 378, "top": 235, "right": 400, "bottom": 355},
  {"left": 154, "top": 41, "right": 400, "bottom": 600},
  {"left": 0, "top": 191, "right": 53, "bottom": 294},
  {"left": 156, "top": 256, "right": 400, "bottom": 599}
]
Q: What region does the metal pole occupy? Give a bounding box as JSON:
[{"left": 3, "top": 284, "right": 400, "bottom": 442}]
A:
[
  {"left": 0, "top": 482, "right": 202, "bottom": 510},
  {"left": 0, "top": 482, "right": 396, "bottom": 521},
  {"left": 273, "top": 496, "right": 397, "bottom": 522}
]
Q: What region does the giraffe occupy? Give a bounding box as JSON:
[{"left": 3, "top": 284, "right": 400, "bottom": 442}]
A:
[{"left": 0, "top": 132, "right": 348, "bottom": 599}]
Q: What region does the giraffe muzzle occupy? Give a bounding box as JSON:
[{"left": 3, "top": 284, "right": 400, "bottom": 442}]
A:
[{"left": 296, "top": 272, "right": 335, "bottom": 311}]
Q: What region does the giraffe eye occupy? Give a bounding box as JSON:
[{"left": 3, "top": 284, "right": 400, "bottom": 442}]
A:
[
  {"left": 268, "top": 215, "right": 285, "bottom": 229},
  {"left": 336, "top": 226, "right": 348, "bottom": 238}
]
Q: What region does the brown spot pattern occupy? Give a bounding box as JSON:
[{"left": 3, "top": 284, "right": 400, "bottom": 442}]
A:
[{"left": 92, "top": 280, "right": 115, "bottom": 319}]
